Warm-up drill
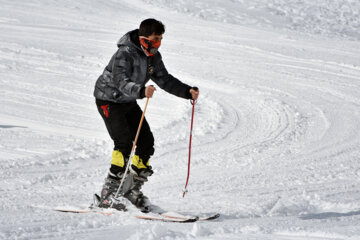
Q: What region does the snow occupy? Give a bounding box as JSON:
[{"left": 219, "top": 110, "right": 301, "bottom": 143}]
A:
[
  {"left": 141, "top": 0, "right": 360, "bottom": 40},
  {"left": 1, "top": 0, "right": 360, "bottom": 239}
]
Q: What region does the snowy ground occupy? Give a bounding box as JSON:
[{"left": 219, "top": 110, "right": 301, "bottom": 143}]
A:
[{"left": 1, "top": 0, "right": 360, "bottom": 239}]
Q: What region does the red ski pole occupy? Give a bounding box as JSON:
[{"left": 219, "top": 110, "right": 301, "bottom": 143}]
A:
[{"left": 183, "top": 99, "right": 196, "bottom": 198}]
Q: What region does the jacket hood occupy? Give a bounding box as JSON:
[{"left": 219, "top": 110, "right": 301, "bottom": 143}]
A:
[{"left": 117, "top": 29, "right": 142, "bottom": 51}]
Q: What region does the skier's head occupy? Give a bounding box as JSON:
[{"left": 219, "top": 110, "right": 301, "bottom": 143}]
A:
[
  {"left": 139, "top": 18, "right": 165, "bottom": 57},
  {"left": 139, "top": 18, "right": 165, "bottom": 37}
]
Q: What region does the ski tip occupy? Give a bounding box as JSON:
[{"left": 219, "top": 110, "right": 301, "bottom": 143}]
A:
[
  {"left": 135, "top": 215, "right": 198, "bottom": 223},
  {"left": 54, "top": 208, "right": 91, "bottom": 213},
  {"left": 204, "top": 213, "right": 220, "bottom": 220}
]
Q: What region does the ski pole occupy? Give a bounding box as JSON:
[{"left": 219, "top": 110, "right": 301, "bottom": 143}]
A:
[
  {"left": 183, "top": 99, "right": 196, "bottom": 198},
  {"left": 112, "top": 97, "right": 150, "bottom": 207}
]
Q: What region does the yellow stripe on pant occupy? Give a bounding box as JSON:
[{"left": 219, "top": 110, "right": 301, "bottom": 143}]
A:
[
  {"left": 131, "top": 155, "right": 148, "bottom": 169},
  {"left": 111, "top": 150, "right": 125, "bottom": 167}
]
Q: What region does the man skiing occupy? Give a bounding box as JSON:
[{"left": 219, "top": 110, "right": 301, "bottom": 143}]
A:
[{"left": 93, "top": 18, "right": 199, "bottom": 212}]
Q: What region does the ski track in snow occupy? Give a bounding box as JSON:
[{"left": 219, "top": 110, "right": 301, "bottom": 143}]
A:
[{"left": 1, "top": 0, "right": 360, "bottom": 239}]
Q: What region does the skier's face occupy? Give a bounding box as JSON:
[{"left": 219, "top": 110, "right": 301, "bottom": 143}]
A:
[{"left": 139, "top": 33, "right": 163, "bottom": 56}]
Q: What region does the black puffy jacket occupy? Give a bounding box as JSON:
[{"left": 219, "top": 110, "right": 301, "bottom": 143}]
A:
[{"left": 94, "top": 29, "right": 191, "bottom": 103}]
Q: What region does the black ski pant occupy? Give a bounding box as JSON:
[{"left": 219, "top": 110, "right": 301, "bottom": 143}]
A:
[{"left": 96, "top": 99, "right": 154, "bottom": 173}]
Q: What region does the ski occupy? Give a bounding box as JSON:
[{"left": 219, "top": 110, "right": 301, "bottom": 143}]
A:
[
  {"left": 54, "top": 206, "right": 117, "bottom": 215},
  {"left": 135, "top": 214, "right": 198, "bottom": 223},
  {"left": 54, "top": 207, "right": 219, "bottom": 222},
  {"left": 55, "top": 195, "right": 218, "bottom": 222},
  {"left": 160, "top": 211, "right": 220, "bottom": 221},
  {"left": 199, "top": 213, "right": 220, "bottom": 221}
]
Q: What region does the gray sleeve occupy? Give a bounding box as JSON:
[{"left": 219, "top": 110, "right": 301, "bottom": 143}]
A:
[
  {"left": 151, "top": 54, "right": 192, "bottom": 99},
  {"left": 112, "top": 48, "right": 143, "bottom": 98}
]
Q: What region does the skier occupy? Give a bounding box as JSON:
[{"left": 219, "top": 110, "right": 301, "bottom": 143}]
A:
[{"left": 93, "top": 18, "right": 199, "bottom": 212}]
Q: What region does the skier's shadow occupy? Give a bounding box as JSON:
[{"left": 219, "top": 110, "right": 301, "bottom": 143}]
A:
[
  {"left": 300, "top": 210, "right": 360, "bottom": 220},
  {"left": 0, "top": 125, "right": 27, "bottom": 129}
]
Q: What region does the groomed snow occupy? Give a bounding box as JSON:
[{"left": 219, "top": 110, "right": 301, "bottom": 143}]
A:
[{"left": 1, "top": 0, "right": 360, "bottom": 239}]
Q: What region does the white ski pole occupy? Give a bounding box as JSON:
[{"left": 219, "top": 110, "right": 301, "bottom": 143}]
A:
[{"left": 111, "top": 97, "right": 150, "bottom": 207}]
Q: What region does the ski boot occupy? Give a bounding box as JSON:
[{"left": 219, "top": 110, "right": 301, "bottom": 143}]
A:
[
  {"left": 97, "top": 172, "right": 127, "bottom": 211},
  {"left": 124, "top": 155, "right": 153, "bottom": 213}
]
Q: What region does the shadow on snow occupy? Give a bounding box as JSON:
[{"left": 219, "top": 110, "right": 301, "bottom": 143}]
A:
[
  {"left": 0, "top": 125, "right": 27, "bottom": 129},
  {"left": 300, "top": 210, "right": 360, "bottom": 220}
]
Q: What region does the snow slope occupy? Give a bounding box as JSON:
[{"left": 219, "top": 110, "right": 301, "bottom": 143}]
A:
[
  {"left": 1, "top": 0, "right": 360, "bottom": 239},
  {"left": 141, "top": 0, "right": 360, "bottom": 40}
]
